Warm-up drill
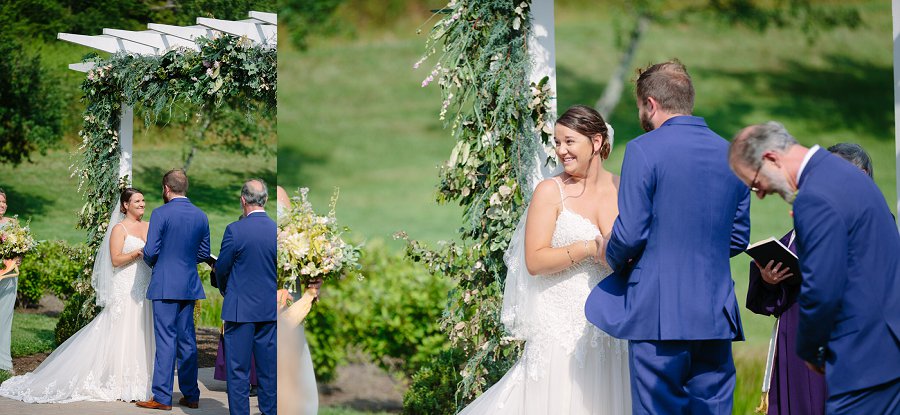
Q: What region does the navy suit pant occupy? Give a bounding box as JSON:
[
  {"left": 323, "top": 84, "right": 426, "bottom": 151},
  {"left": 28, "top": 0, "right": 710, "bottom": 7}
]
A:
[
  {"left": 629, "top": 339, "right": 735, "bottom": 415},
  {"left": 224, "top": 321, "right": 276, "bottom": 415},
  {"left": 151, "top": 300, "right": 199, "bottom": 405}
]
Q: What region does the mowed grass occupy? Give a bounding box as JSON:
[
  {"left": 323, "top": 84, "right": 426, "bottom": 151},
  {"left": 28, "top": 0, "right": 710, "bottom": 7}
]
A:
[
  {"left": 280, "top": 0, "right": 895, "bottom": 410},
  {"left": 10, "top": 313, "right": 58, "bottom": 358}
]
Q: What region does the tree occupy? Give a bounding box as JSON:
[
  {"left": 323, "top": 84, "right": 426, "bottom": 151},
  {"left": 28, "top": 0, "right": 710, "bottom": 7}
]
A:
[
  {"left": 0, "top": 34, "right": 63, "bottom": 165},
  {"left": 594, "top": 0, "right": 862, "bottom": 118},
  {"left": 279, "top": 0, "right": 346, "bottom": 50}
]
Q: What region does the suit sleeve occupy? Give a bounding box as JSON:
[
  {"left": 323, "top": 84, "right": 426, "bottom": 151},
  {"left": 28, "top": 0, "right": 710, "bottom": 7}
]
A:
[
  {"left": 606, "top": 142, "right": 653, "bottom": 273},
  {"left": 730, "top": 188, "right": 751, "bottom": 257},
  {"left": 793, "top": 193, "right": 848, "bottom": 366},
  {"left": 197, "top": 215, "right": 211, "bottom": 263},
  {"left": 215, "top": 225, "right": 236, "bottom": 296},
  {"left": 143, "top": 211, "right": 163, "bottom": 267}
]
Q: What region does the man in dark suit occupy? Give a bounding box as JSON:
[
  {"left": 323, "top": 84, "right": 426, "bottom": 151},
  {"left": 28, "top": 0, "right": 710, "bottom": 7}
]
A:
[
  {"left": 137, "top": 169, "right": 211, "bottom": 410},
  {"left": 586, "top": 60, "right": 751, "bottom": 414},
  {"left": 729, "top": 122, "right": 900, "bottom": 414},
  {"left": 216, "top": 179, "right": 277, "bottom": 415}
]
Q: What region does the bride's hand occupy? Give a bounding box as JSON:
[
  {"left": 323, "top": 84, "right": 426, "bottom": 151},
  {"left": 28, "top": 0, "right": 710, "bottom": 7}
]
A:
[{"left": 594, "top": 235, "right": 608, "bottom": 265}]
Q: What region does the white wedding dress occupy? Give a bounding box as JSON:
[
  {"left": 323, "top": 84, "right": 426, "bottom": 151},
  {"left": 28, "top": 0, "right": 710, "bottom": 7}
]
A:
[
  {"left": 0, "top": 226, "right": 155, "bottom": 403},
  {"left": 459, "top": 178, "right": 632, "bottom": 414}
]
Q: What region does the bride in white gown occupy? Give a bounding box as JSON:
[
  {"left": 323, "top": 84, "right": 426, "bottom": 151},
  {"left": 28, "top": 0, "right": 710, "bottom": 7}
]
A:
[
  {"left": 0, "top": 188, "right": 155, "bottom": 403},
  {"left": 459, "top": 105, "right": 631, "bottom": 414}
]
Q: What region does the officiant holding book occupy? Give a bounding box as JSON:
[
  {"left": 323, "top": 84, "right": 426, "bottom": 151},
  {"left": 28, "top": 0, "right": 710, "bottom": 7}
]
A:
[{"left": 739, "top": 138, "right": 896, "bottom": 415}]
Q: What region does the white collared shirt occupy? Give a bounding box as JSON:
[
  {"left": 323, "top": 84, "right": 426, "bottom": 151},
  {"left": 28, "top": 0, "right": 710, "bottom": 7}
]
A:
[
  {"left": 796, "top": 145, "right": 820, "bottom": 184},
  {"left": 247, "top": 208, "right": 266, "bottom": 216}
]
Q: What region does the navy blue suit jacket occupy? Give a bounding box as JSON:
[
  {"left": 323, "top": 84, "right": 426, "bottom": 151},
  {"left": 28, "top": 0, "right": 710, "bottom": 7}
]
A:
[
  {"left": 793, "top": 149, "right": 900, "bottom": 395},
  {"left": 586, "top": 116, "right": 751, "bottom": 341},
  {"left": 143, "top": 197, "right": 210, "bottom": 300},
  {"left": 215, "top": 211, "right": 277, "bottom": 323}
]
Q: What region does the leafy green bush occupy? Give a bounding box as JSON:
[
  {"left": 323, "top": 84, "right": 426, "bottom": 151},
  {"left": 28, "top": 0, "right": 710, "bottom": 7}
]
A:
[
  {"left": 54, "top": 289, "right": 97, "bottom": 345},
  {"left": 16, "top": 240, "right": 91, "bottom": 307},
  {"left": 402, "top": 348, "right": 465, "bottom": 415},
  {"left": 304, "top": 240, "right": 452, "bottom": 382}
]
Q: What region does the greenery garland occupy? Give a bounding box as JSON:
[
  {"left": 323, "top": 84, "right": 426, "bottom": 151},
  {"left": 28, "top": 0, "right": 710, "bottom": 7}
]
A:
[
  {"left": 406, "top": 0, "right": 554, "bottom": 406},
  {"left": 66, "top": 34, "right": 276, "bottom": 328}
]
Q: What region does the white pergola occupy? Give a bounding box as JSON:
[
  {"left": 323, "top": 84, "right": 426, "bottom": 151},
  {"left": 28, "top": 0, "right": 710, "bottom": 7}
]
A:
[{"left": 58, "top": 11, "right": 277, "bottom": 184}]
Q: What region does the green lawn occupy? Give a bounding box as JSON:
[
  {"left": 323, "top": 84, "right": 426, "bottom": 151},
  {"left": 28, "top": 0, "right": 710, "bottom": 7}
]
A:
[
  {"left": 10, "top": 313, "right": 58, "bottom": 358},
  {"left": 279, "top": 0, "right": 896, "bottom": 410}
]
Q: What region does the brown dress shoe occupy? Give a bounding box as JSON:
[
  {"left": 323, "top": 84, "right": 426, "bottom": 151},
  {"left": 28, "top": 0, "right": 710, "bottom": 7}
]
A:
[
  {"left": 135, "top": 399, "right": 172, "bottom": 410},
  {"left": 178, "top": 397, "right": 199, "bottom": 409}
]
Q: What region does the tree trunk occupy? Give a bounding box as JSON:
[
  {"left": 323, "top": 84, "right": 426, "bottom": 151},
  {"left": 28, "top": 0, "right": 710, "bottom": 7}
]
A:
[
  {"left": 595, "top": 13, "right": 650, "bottom": 119},
  {"left": 182, "top": 146, "right": 197, "bottom": 172},
  {"left": 183, "top": 116, "right": 213, "bottom": 172}
]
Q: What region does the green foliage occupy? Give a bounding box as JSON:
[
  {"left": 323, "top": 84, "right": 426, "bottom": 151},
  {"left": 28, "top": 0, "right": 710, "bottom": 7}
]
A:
[
  {"left": 11, "top": 313, "right": 58, "bottom": 357},
  {"left": 15, "top": 240, "right": 91, "bottom": 307},
  {"left": 54, "top": 289, "right": 97, "bottom": 344},
  {"left": 304, "top": 241, "right": 451, "bottom": 382},
  {"left": 164, "top": 0, "right": 277, "bottom": 26},
  {"left": 0, "top": 33, "right": 64, "bottom": 166},
  {"left": 0, "top": 370, "right": 9, "bottom": 383},
  {"left": 401, "top": 348, "right": 464, "bottom": 415},
  {"left": 0, "top": 1, "right": 276, "bottom": 40},
  {"left": 196, "top": 267, "right": 224, "bottom": 328},
  {"left": 280, "top": 0, "right": 346, "bottom": 50},
  {"left": 406, "top": 0, "right": 553, "bottom": 403}
]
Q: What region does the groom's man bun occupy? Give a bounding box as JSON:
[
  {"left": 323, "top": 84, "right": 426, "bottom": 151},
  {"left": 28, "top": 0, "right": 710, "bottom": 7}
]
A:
[
  {"left": 636, "top": 59, "right": 694, "bottom": 115},
  {"left": 163, "top": 169, "right": 189, "bottom": 195}
]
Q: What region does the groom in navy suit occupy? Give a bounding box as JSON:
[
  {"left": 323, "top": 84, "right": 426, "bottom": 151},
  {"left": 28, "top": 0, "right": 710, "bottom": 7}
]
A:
[
  {"left": 216, "top": 179, "right": 277, "bottom": 415},
  {"left": 585, "top": 60, "right": 751, "bottom": 414},
  {"left": 730, "top": 122, "right": 900, "bottom": 414},
  {"left": 137, "top": 169, "right": 211, "bottom": 410}
]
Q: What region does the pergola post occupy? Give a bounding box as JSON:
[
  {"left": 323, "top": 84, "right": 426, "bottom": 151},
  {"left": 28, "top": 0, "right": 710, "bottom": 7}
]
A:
[
  {"left": 528, "top": 0, "right": 558, "bottom": 191},
  {"left": 118, "top": 105, "right": 134, "bottom": 183}
]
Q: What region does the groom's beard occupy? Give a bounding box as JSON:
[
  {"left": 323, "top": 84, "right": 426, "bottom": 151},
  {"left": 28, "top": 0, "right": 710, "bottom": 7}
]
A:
[{"left": 639, "top": 109, "right": 654, "bottom": 132}]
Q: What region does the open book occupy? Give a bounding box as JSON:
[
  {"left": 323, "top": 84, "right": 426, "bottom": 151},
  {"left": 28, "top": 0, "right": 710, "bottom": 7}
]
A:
[{"left": 746, "top": 237, "right": 800, "bottom": 285}]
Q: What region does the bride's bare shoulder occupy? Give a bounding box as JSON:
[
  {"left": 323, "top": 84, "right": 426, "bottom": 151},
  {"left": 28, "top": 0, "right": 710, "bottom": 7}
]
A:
[{"left": 533, "top": 178, "right": 561, "bottom": 200}]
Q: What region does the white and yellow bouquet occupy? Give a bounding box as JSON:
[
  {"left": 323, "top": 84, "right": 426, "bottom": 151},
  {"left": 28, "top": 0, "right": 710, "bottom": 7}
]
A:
[
  {"left": 0, "top": 218, "right": 36, "bottom": 259},
  {"left": 0, "top": 218, "right": 36, "bottom": 277},
  {"left": 277, "top": 188, "right": 361, "bottom": 294}
]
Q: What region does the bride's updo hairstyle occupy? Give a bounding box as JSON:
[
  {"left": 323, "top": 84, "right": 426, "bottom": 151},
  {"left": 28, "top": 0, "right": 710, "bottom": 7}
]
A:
[
  {"left": 119, "top": 188, "right": 143, "bottom": 213},
  {"left": 556, "top": 105, "right": 611, "bottom": 160}
]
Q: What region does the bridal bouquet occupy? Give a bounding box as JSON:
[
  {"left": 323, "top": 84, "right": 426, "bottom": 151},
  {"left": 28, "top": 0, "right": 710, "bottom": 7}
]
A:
[
  {"left": 278, "top": 188, "right": 362, "bottom": 294},
  {"left": 0, "top": 218, "right": 37, "bottom": 260}
]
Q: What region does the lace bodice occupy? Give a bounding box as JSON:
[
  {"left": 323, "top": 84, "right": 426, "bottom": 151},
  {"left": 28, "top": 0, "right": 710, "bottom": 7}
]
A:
[
  {"left": 516, "top": 178, "right": 625, "bottom": 380},
  {"left": 109, "top": 235, "right": 152, "bottom": 317}
]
